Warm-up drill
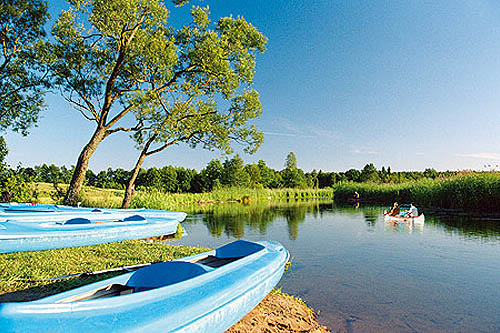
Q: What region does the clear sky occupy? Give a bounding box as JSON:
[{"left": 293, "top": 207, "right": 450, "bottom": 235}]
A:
[{"left": 6, "top": 0, "right": 500, "bottom": 172}]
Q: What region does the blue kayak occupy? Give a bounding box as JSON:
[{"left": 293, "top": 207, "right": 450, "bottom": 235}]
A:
[
  {"left": 0, "top": 203, "right": 187, "bottom": 223},
  {"left": 0, "top": 214, "right": 180, "bottom": 253},
  {"left": 0, "top": 240, "right": 289, "bottom": 332}
]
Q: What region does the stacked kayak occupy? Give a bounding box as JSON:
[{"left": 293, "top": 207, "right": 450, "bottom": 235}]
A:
[
  {"left": 0, "top": 240, "right": 290, "bottom": 332},
  {"left": 0, "top": 203, "right": 187, "bottom": 222},
  {"left": 0, "top": 213, "right": 180, "bottom": 253},
  {"left": 383, "top": 210, "right": 425, "bottom": 224}
]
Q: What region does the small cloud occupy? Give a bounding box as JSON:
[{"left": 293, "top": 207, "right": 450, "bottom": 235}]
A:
[
  {"left": 455, "top": 152, "right": 500, "bottom": 160},
  {"left": 263, "top": 117, "right": 334, "bottom": 139},
  {"left": 304, "top": 125, "right": 337, "bottom": 139},
  {"left": 263, "top": 131, "right": 316, "bottom": 139},
  {"left": 263, "top": 131, "right": 297, "bottom": 137},
  {"left": 353, "top": 149, "right": 378, "bottom": 155}
]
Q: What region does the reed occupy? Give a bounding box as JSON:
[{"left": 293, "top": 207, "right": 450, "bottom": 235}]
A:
[{"left": 333, "top": 172, "right": 500, "bottom": 212}]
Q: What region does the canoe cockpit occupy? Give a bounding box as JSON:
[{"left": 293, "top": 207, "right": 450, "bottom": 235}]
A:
[
  {"left": 55, "top": 215, "right": 147, "bottom": 225},
  {"left": 57, "top": 240, "right": 265, "bottom": 303}
]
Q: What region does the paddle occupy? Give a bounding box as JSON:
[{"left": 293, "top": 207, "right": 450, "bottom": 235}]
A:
[{"left": 24, "top": 262, "right": 157, "bottom": 283}]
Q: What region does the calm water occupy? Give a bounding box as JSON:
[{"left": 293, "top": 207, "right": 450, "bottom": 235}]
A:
[{"left": 167, "top": 200, "right": 500, "bottom": 332}]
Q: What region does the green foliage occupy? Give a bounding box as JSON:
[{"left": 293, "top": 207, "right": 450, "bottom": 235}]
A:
[
  {"left": 285, "top": 152, "right": 297, "bottom": 169},
  {"left": 12, "top": 156, "right": 471, "bottom": 197},
  {"left": 0, "top": 0, "right": 50, "bottom": 135},
  {"left": 281, "top": 167, "right": 306, "bottom": 189},
  {"left": 244, "top": 163, "right": 261, "bottom": 188},
  {"left": 221, "top": 155, "right": 249, "bottom": 187},
  {"left": 0, "top": 137, "right": 8, "bottom": 165},
  {"left": 0, "top": 168, "right": 35, "bottom": 203},
  {"left": 199, "top": 159, "right": 224, "bottom": 191},
  {"left": 359, "top": 163, "right": 378, "bottom": 182},
  {"left": 258, "top": 160, "right": 281, "bottom": 188},
  {"left": 333, "top": 172, "right": 500, "bottom": 212},
  {"left": 129, "top": 5, "right": 267, "bottom": 171}
]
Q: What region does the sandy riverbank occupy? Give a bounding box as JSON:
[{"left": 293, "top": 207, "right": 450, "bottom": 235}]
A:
[{"left": 228, "top": 293, "right": 329, "bottom": 332}]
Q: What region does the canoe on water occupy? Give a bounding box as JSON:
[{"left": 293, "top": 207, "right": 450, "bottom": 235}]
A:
[
  {"left": 0, "top": 203, "right": 187, "bottom": 223},
  {"left": 347, "top": 197, "right": 377, "bottom": 203},
  {"left": 384, "top": 210, "right": 425, "bottom": 224},
  {"left": 0, "top": 214, "right": 180, "bottom": 253},
  {"left": 0, "top": 240, "right": 290, "bottom": 332}
]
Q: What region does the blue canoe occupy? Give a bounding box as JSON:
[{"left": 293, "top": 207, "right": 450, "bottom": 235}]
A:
[
  {"left": 0, "top": 240, "right": 289, "bottom": 332},
  {"left": 0, "top": 203, "right": 187, "bottom": 223},
  {"left": 0, "top": 214, "right": 180, "bottom": 253}
]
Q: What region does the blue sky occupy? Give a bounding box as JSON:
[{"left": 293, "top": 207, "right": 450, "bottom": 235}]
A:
[{"left": 6, "top": 0, "right": 500, "bottom": 172}]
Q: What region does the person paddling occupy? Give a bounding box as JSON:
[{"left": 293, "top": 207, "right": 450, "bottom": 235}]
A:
[
  {"left": 389, "top": 202, "right": 400, "bottom": 216},
  {"left": 406, "top": 203, "right": 418, "bottom": 217}
]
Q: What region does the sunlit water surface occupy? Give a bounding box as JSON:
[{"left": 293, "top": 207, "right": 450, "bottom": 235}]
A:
[{"left": 166, "top": 201, "right": 500, "bottom": 332}]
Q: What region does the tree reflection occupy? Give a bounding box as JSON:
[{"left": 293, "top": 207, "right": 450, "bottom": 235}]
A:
[
  {"left": 184, "top": 199, "right": 329, "bottom": 240},
  {"left": 184, "top": 202, "right": 500, "bottom": 242},
  {"left": 426, "top": 214, "right": 500, "bottom": 241}
]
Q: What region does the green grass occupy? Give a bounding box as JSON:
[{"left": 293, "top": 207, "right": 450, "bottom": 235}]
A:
[{"left": 0, "top": 240, "right": 209, "bottom": 301}]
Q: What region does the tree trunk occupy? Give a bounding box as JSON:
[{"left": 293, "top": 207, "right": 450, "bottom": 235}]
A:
[
  {"left": 64, "top": 127, "right": 107, "bottom": 206},
  {"left": 122, "top": 151, "right": 147, "bottom": 209}
]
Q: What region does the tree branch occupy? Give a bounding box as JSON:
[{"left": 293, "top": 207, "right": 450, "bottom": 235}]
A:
[
  {"left": 104, "top": 103, "right": 134, "bottom": 129},
  {"left": 105, "top": 122, "right": 143, "bottom": 136}
]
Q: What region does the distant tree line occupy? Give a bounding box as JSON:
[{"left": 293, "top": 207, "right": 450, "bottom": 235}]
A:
[{"left": 12, "top": 153, "right": 458, "bottom": 194}]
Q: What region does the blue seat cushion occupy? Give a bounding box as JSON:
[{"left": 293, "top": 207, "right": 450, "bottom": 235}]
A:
[
  {"left": 215, "top": 240, "right": 265, "bottom": 259},
  {"left": 126, "top": 262, "right": 211, "bottom": 291}
]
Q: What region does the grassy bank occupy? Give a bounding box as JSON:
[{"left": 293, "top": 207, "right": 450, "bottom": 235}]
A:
[
  {"left": 334, "top": 172, "right": 500, "bottom": 212},
  {"left": 0, "top": 240, "right": 209, "bottom": 301},
  {"left": 29, "top": 182, "right": 333, "bottom": 209}
]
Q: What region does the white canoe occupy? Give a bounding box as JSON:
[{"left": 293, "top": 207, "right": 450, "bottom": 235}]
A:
[{"left": 384, "top": 211, "right": 425, "bottom": 224}]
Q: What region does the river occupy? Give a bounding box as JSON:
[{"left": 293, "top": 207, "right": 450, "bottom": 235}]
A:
[{"left": 166, "top": 200, "right": 500, "bottom": 332}]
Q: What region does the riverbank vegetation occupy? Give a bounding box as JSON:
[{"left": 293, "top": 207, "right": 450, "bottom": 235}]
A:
[
  {"left": 5, "top": 158, "right": 500, "bottom": 215},
  {"left": 10, "top": 161, "right": 458, "bottom": 194},
  {"left": 28, "top": 182, "right": 332, "bottom": 209},
  {"left": 3, "top": 158, "right": 457, "bottom": 203},
  {"left": 7, "top": 161, "right": 500, "bottom": 214},
  {"left": 334, "top": 172, "right": 500, "bottom": 213}
]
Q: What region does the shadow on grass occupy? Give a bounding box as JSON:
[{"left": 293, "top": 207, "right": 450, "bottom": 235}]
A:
[{"left": 0, "top": 272, "right": 124, "bottom": 303}]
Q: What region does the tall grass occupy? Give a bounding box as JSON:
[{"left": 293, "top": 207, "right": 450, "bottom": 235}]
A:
[
  {"left": 130, "top": 187, "right": 333, "bottom": 210},
  {"left": 334, "top": 172, "right": 500, "bottom": 212}
]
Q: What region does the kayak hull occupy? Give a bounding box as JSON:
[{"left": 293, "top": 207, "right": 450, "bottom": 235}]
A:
[
  {"left": 384, "top": 211, "right": 425, "bottom": 224},
  {"left": 0, "top": 240, "right": 289, "bottom": 332},
  {"left": 0, "top": 203, "right": 187, "bottom": 223},
  {"left": 0, "top": 215, "right": 180, "bottom": 253}
]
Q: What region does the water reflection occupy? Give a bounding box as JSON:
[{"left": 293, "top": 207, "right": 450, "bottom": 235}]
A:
[
  {"left": 362, "top": 208, "right": 379, "bottom": 232},
  {"left": 183, "top": 199, "right": 331, "bottom": 240},
  {"left": 425, "top": 213, "right": 500, "bottom": 241},
  {"left": 383, "top": 220, "right": 424, "bottom": 234},
  {"left": 182, "top": 201, "right": 500, "bottom": 241}
]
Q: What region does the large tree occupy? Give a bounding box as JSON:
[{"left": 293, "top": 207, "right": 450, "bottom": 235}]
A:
[
  {"left": 120, "top": 5, "right": 265, "bottom": 207},
  {"left": 51, "top": 0, "right": 266, "bottom": 206},
  {"left": 0, "top": 0, "right": 50, "bottom": 135},
  {"left": 50, "top": 0, "right": 183, "bottom": 205}
]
